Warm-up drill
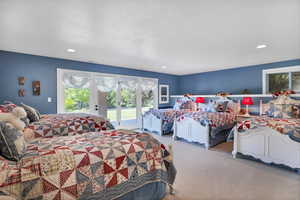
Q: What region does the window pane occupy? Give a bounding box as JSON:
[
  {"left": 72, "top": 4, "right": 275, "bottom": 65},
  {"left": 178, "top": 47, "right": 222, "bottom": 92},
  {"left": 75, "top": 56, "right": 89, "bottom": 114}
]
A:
[
  {"left": 268, "top": 73, "right": 289, "bottom": 93},
  {"left": 292, "top": 72, "right": 300, "bottom": 91},
  {"left": 64, "top": 88, "right": 90, "bottom": 112}
]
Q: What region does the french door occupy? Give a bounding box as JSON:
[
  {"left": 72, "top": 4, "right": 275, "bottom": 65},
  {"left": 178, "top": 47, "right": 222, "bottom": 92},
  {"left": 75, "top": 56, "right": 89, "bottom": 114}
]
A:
[{"left": 57, "top": 69, "right": 158, "bottom": 129}]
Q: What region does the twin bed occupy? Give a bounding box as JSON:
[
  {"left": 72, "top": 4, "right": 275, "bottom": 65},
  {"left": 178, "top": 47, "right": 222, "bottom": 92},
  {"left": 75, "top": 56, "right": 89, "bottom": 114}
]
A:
[
  {"left": 233, "top": 95, "right": 300, "bottom": 172},
  {"left": 144, "top": 93, "right": 299, "bottom": 173},
  {"left": 143, "top": 96, "right": 240, "bottom": 149},
  {"left": 174, "top": 111, "right": 237, "bottom": 149},
  {"left": 142, "top": 97, "right": 197, "bottom": 135},
  {"left": 0, "top": 103, "right": 176, "bottom": 200}
]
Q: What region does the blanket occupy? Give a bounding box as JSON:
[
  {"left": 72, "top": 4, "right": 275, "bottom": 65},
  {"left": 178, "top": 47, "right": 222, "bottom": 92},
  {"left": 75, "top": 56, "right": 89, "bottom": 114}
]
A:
[
  {"left": 144, "top": 109, "right": 190, "bottom": 133},
  {"left": 177, "top": 111, "right": 237, "bottom": 137},
  {"left": 237, "top": 116, "right": 300, "bottom": 142},
  {"left": 0, "top": 130, "right": 176, "bottom": 200},
  {"left": 28, "top": 113, "right": 114, "bottom": 139}
]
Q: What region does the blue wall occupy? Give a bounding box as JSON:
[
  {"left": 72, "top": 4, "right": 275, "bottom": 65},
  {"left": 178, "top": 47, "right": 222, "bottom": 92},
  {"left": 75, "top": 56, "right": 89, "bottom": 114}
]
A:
[
  {"left": 178, "top": 59, "right": 300, "bottom": 95},
  {"left": 1, "top": 50, "right": 299, "bottom": 114},
  {"left": 0, "top": 51, "right": 179, "bottom": 114}
]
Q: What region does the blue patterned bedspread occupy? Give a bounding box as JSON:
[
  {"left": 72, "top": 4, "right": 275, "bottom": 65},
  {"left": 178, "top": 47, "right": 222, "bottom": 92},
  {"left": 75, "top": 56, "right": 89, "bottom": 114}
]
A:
[
  {"left": 143, "top": 109, "right": 190, "bottom": 133},
  {"left": 177, "top": 111, "right": 237, "bottom": 137}
]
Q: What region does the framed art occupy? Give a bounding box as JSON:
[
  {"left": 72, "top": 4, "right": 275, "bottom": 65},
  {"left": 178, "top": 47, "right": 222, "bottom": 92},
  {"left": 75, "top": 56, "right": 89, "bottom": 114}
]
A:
[
  {"left": 159, "top": 84, "right": 169, "bottom": 104},
  {"left": 32, "top": 81, "right": 41, "bottom": 96}
]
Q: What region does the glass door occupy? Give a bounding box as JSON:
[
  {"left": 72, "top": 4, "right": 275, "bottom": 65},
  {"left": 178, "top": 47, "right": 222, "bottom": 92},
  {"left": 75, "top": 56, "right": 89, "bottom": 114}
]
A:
[
  {"left": 57, "top": 69, "right": 159, "bottom": 130},
  {"left": 60, "top": 71, "right": 92, "bottom": 113},
  {"left": 141, "top": 78, "right": 158, "bottom": 114},
  {"left": 118, "top": 77, "right": 138, "bottom": 129},
  {"left": 94, "top": 76, "right": 118, "bottom": 126}
]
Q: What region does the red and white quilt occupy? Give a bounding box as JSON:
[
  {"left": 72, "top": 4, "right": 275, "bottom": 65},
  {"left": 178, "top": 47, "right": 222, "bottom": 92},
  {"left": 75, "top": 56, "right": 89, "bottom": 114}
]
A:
[
  {"left": 27, "top": 113, "right": 114, "bottom": 138},
  {"left": 0, "top": 130, "right": 175, "bottom": 199}
]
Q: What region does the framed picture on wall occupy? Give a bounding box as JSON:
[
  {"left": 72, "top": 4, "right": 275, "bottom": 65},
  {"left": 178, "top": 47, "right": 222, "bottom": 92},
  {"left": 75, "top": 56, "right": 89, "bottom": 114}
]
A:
[{"left": 159, "top": 85, "right": 169, "bottom": 104}]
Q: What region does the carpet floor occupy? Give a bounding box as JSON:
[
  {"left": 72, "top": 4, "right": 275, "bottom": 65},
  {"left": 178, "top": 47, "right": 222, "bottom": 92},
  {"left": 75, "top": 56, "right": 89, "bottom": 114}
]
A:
[{"left": 152, "top": 134, "right": 300, "bottom": 200}]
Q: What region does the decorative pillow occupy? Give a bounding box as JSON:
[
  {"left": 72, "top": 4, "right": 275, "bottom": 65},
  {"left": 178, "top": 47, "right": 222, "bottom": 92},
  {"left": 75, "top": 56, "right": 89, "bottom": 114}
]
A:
[
  {"left": 0, "top": 103, "right": 16, "bottom": 113},
  {"left": 291, "top": 104, "right": 300, "bottom": 118},
  {"left": 267, "top": 103, "right": 293, "bottom": 118},
  {"left": 180, "top": 100, "right": 197, "bottom": 110},
  {"left": 200, "top": 102, "right": 216, "bottom": 112},
  {"left": 20, "top": 103, "right": 40, "bottom": 123},
  {"left": 0, "top": 121, "right": 27, "bottom": 161},
  {"left": 226, "top": 101, "right": 240, "bottom": 114},
  {"left": 215, "top": 101, "right": 229, "bottom": 112}
]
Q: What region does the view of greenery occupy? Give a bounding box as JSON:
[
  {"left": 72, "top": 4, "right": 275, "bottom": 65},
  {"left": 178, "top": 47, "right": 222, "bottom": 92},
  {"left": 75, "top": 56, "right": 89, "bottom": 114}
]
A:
[
  {"left": 64, "top": 87, "right": 154, "bottom": 118},
  {"left": 64, "top": 88, "right": 90, "bottom": 112},
  {"left": 268, "top": 73, "right": 289, "bottom": 93}
]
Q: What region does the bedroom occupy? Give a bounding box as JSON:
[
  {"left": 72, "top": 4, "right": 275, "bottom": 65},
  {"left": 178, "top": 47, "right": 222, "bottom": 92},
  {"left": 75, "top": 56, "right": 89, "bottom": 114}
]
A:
[{"left": 0, "top": 1, "right": 299, "bottom": 200}]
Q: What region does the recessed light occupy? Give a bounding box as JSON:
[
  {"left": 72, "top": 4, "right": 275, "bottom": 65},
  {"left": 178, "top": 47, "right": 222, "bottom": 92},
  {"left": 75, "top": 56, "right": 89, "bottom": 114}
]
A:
[
  {"left": 67, "top": 48, "right": 76, "bottom": 53},
  {"left": 256, "top": 44, "right": 267, "bottom": 49},
  {"left": 162, "top": 66, "right": 167, "bottom": 69}
]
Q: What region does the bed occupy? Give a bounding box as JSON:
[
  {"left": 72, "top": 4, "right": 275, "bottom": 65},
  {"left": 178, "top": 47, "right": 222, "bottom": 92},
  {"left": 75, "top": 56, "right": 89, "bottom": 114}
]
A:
[
  {"left": 0, "top": 102, "right": 115, "bottom": 139},
  {"left": 0, "top": 129, "right": 176, "bottom": 199},
  {"left": 142, "top": 97, "right": 196, "bottom": 135},
  {"left": 173, "top": 98, "right": 239, "bottom": 148},
  {"left": 27, "top": 113, "right": 115, "bottom": 139},
  {"left": 233, "top": 95, "right": 300, "bottom": 172},
  {"left": 174, "top": 111, "right": 237, "bottom": 149}
]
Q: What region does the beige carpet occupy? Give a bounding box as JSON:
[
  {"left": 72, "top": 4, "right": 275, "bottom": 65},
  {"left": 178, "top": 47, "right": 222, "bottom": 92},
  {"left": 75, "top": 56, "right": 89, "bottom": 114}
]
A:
[{"left": 151, "top": 134, "right": 300, "bottom": 200}]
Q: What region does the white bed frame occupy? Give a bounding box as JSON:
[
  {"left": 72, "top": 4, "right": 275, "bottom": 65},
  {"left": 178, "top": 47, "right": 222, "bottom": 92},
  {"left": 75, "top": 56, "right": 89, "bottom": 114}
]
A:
[
  {"left": 232, "top": 126, "right": 300, "bottom": 172},
  {"left": 173, "top": 117, "right": 210, "bottom": 149},
  {"left": 142, "top": 113, "right": 164, "bottom": 135}
]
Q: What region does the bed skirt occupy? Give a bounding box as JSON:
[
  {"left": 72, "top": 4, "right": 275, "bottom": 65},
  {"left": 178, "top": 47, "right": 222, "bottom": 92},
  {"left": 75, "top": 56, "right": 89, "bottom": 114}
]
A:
[{"left": 118, "top": 182, "right": 167, "bottom": 200}]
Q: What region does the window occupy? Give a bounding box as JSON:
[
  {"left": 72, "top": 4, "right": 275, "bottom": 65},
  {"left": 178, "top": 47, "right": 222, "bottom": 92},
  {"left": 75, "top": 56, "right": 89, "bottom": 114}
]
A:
[
  {"left": 57, "top": 69, "right": 158, "bottom": 129},
  {"left": 263, "top": 66, "right": 300, "bottom": 94},
  {"left": 159, "top": 85, "right": 169, "bottom": 104}
]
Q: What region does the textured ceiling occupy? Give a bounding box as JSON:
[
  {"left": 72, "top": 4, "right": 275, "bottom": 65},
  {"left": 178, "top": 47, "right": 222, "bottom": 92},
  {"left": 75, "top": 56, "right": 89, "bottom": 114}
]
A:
[{"left": 0, "top": 0, "right": 299, "bottom": 75}]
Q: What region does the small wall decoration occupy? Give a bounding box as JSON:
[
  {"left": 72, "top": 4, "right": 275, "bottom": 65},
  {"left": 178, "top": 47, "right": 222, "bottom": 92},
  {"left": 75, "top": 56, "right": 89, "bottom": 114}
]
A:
[
  {"left": 18, "top": 77, "right": 26, "bottom": 85},
  {"left": 18, "top": 89, "right": 25, "bottom": 97},
  {"left": 159, "top": 85, "right": 169, "bottom": 104},
  {"left": 32, "top": 81, "right": 41, "bottom": 96}
]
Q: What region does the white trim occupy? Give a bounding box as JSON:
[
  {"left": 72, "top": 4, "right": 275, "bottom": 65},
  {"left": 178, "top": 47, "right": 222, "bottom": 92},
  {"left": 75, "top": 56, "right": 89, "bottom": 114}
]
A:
[
  {"left": 262, "top": 65, "right": 300, "bottom": 94},
  {"left": 159, "top": 84, "right": 169, "bottom": 104},
  {"left": 56, "top": 68, "right": 159, "bottom": 81},
  {"left": 57, "top": 69, "right": 62, "bottom": 113}
]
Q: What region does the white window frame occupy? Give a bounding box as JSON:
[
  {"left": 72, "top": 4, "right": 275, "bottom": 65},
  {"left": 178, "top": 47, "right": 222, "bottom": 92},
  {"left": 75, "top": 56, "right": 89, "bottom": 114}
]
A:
[
  {"left": 57, "top": 68, "right": 158, "bottom": 127},
  {"left": 159, "top": 84, "right": 169, "bottom": 104},
  {"left": 262, "top": 65, "right": 300, "bottom": 94}
]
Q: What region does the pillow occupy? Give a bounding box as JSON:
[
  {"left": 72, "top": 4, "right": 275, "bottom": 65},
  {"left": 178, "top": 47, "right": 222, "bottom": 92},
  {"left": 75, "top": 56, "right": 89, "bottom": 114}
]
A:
[
  {"left": 291, "top": 104, "right": 300, "bottom": 118},
  {"left": 0, "top": 121, "right": 27, "bottom": 161},
  {"left": 267, "top": 103, "right": 293, "bottom": 118},
  {"left": 200, "top": 102, "right": 216, "bottom": 112},
  {"left": 20, "top": 103, "right": 40, "bottom": 123},
  {"left": 0, "top": 103, "right": 16, "bottom": 113},
  {"left": 226, "top": 101, "right": 240, "bottom": 114},
  {"left": 180, "top": 100, "right": 196, "bottom": 110},
  {"left": 215, "top": 101, "right": 229, "bottom": 112}
]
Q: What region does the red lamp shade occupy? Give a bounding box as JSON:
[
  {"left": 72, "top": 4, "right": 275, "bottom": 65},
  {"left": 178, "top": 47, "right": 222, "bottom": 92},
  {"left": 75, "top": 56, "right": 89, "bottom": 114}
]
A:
[
  {"left": 195, "top": 97, "right": 205, "bottom": 103},
  {"left": 242, "top": 97, "right": 253, "bottom": 105}
]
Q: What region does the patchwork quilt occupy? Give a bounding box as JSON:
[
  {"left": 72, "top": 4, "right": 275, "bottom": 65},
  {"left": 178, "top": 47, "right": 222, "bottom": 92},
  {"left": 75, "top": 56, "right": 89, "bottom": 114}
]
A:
[
  {"left": 143, "top": 109, "right": 191, "bottom": 133},
  {"left": 27, "top": 113, "right": 114, "bottom": 139},
  {"left": 237, "top": 116, "right": 300, "bottom": 141},
  {"left": 177, "top": 111, "right": 237, "bottom": 137},
  {"left": 0, "top": 130, "right": 175, "bottom": 200}
]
